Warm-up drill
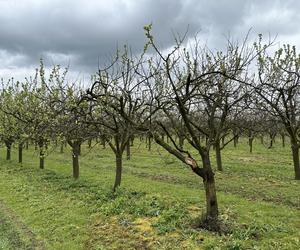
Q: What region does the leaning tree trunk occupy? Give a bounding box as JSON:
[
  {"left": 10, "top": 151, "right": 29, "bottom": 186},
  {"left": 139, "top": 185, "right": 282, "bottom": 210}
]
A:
[
  {"left": 18, "top": 142, "right": 23, "bottom": 164},
  {"left": 113, "top": 152, "right": 123, "bottom": 191},
  {"left": 214, "top": 140, "right": 223, "bottom": 171},
  {"left": 291, "top": 141, "right": 300, "bottom": 180},
  {"left": 202, "top": 152, "right": 219, "bottom": 221}
]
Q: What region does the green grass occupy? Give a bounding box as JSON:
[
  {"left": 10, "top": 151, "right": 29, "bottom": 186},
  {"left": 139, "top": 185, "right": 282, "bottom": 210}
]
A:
[{"left": 0, "top": 138, "right": 299, "bottom": 249}]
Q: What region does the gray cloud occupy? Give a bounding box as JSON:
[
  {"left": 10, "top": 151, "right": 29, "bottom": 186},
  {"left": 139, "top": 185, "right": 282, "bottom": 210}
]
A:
[{"left": 1, "top": 0, "right": 300, "bottom": 80}]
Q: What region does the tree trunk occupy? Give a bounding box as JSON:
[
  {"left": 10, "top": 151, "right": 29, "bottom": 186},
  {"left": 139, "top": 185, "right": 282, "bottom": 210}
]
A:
[
  {"left": 6, "top": 143, "right": 11, "bottom": 161},
  {"left": 233, "top": 135, "right": 239, "bottom": 148},
  {"left": 18, "top": 143, "right": 23, "bottom": 164},
  {"left": 179, "top": 135, "right": 184, "bottom": 150},
  {"left": 269, "top": 136, "right": 273, "bottom": 149},
  {"left": 249, "top": 138, "right": 254, "bottom": 153},
  {"left": 72, "top": 141, "right": 81, "bottom": 179},
  {"left": 60, "top": 142, "right": 64, "bottom": 153},
  {"left": 4, "top": 140, "right": 12, "bottom": 160},
  {"left": 260, "top": 136, "right": 264, "bottom": 144},
  {"left": 113, "top": 152, "right": 123, "bottom": 191},
  {"left": 148, "top": 135, "right": 152, "bottom": 151},
  {"left": 101, "top": 136, "right": 106, "bottom": 149},
  {"left": 281, "top": 134, "right": 285, "bottom": 148},
  {"left": 291, "top": 142, "right": 300, "bottom": 180},
  {"left": 215, "top": 141, "right": 223, "bottom": 171},
  {"left": 25, "top": 140, "right": 29, "bottom": 150},
  {"left": 221, "top": 136, "right": 225, "bottom": 148},
  {"left": 78, "top": 144, "right": 81, "bottom": 156},
  {"left": 248, "top": 130, "right": 254, "bottom": 153},
  {"left": 130, "top": 136, "right": 134, "bottom": 146},
  {"left": 126, "top": 141, "right": 130, "bottom": 160},
  {"left": 88, "top": 139, "right": 92, "bottom": 148},
  {"left": 39, "top": 155, "right": 44, "bottom": 169},
  {"left": 202, "top": 153, "right": 218, "bottom": 220},
  {"left": 39, "top": 139, "right": 44, "bottom": 169}
]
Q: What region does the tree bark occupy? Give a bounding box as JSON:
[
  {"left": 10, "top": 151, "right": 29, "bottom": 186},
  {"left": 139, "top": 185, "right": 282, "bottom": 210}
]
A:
[
  {"left": 281, "top": 133, "right": 285, "bottom": 148},
  {"left": 18, "top": 142, "right": 23, "bottom": 164},
  {"left": 291, "top": 142, "right": 300, "bottom": 180},
  {"left": 179, "top": 135, "right": 184, "bottom": 150},
  {"left": 126, "top": 141, "right": 131, "bottom": 160},
  {"left": 148, "top": 135, "right": 152, "bottom": 151},
  {"left": 113, "top": 152, "right": 123, "bottom": 191},
  {"left": 248, "top": 130, "right": 254, "bottom": 153},
  {"left": 221, "top": 136, "right": 225, "bottom": 148},
  {"left": 130, "top": 136, "right": 134, "bottom": 146},
  {"left": 202, "top": 153, "right": 218, "bottom": 220},
  {"left": 5, "top": 142, "right": 11, "bottom": 161},
  {"left": 60, "top": 142, "right": 64, "bottom": 153},
  {"left": 215, "top": 141, "right": 223, "bottom": 171},
  {"left": 249, "top": 138, "right": 254, "bottom": 153},
  {"left": 101, "top": 136, "right": 106, "bottom": 149},
  {"left": 233, "top": 135, "right": 239, "bottom": 148},
  {"left": 4, "top": 140, "right": 13, "bottom": 160},
  {"left": 72, "top": 141, "right": 81, "bottom": 179},
  {"left": 38, "top": 139, "right": 44, "bottom": 169}
]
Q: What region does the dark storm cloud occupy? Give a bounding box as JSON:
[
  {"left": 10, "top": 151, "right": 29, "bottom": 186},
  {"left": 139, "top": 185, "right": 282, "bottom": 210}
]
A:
[{"left": 1, "top": 0, "right": 300, "bottom": 80}]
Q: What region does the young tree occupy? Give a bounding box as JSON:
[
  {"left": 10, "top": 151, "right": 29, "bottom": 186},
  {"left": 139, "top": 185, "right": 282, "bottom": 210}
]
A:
[{"left": 85, "top": 47, "right": 151, "bottom": 191}]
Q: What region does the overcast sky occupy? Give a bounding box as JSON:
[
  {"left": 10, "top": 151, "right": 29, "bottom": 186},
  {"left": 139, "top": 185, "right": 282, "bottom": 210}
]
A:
[{"left": 1, "top": 0, "right": 300, "bottom": 81}]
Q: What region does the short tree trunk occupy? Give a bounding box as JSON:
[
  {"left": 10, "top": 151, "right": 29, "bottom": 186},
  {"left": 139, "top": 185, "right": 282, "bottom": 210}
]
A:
[
  {"left": 126, "top": 141, "right": 131, "bottom": 160},
  {"left": 6, "top": 145, "right": 11, "bottom": 160},
  {"left": 148, "top": 135, "right": 152, "bottom": 151},
  {"left": 291, "top": 143, "right": 300, "bottom": 180},
  {"left": 18, "top": 143, "right": 23, "bottom": 164},
  {"left": 113, "top": 153, "right": 123, "bottom": 191},
  {"left": 281, "top": 134, "right": 285, "bottom": 148},
  {"left": 39, "top": 156, "right": 44, "bottom": 169},
  {"left": 72, "top": 142, "right": 80, "bottom": 179},
  {"left": 249, "top": 138, "right": 254, "bottom": 153},
  {"left": 202, "top": 153, "right": 218, "bottom": 220},
  {"left": 39, "top": 139, "right": 45, "bottom": 169},
  {"left": 60, "top": 142, "right": 64, "bottom": 153},
  {"left": 4, "top": 140, "right": 12, "bottom": 160}
]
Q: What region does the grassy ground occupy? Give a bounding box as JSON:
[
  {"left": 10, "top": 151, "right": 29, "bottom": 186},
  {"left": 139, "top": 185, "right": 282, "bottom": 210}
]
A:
[{"left": 0, "top": 138, "right": 299, "bottom": 249}]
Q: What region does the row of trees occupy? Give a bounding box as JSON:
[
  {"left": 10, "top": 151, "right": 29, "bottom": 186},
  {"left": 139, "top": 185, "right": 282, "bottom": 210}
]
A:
[{"left": 1, "top": 28, "right": 300, "bottom": 228}]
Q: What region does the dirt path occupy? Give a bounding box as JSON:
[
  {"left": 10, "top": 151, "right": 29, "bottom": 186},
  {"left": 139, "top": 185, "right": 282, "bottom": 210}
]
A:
[{"left": 0, "top": 198, "right": 46, "bottom": 250}]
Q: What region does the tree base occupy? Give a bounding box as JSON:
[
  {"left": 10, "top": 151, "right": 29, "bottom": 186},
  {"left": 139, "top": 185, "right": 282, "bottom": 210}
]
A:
[{"left": 193, "top": 213, "right": 231, "bottom": 234}]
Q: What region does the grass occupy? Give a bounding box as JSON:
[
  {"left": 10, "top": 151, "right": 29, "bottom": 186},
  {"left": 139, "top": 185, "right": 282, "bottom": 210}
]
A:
[{"left": 0, "top": 138, "right": 299, "bottom": 249}]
